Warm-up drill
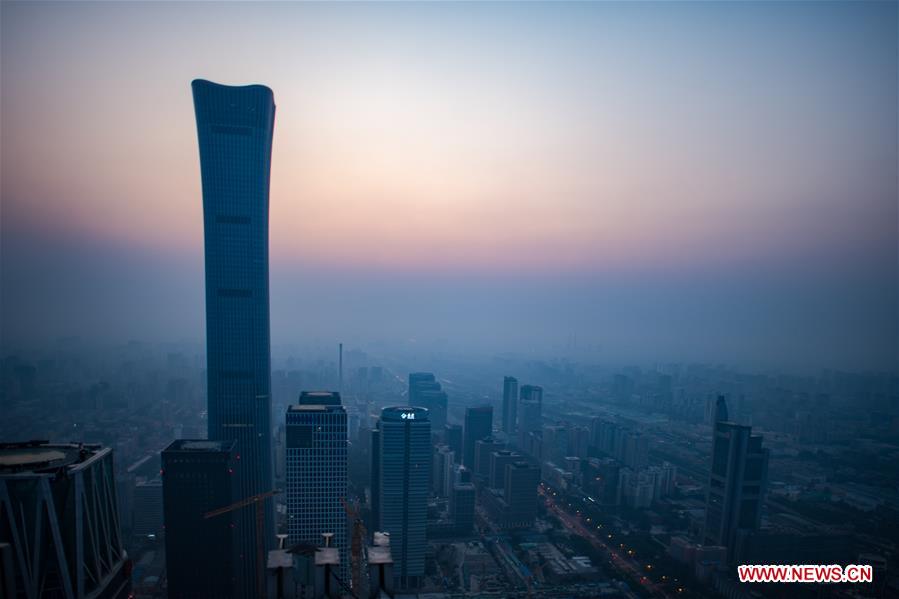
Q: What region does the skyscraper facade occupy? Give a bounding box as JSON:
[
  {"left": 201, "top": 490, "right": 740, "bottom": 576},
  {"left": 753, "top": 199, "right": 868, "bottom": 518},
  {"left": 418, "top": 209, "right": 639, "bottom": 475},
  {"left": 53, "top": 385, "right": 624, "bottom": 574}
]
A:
[
  {"left": 162, "top": 439, "right": 238, "bottom": 599},
  {"left": 502, "top": 376, "right": 519, "bottom": 433},
  {"left": 704, "top": 397, "right": 769, "bottom": 559},
  {"left": 286, "top": 391, "right": 348, "bottom": 579},
  {"left": 192, "top": 78, "right": 276, "bottom": 596},
  {"left": 463, "top": 405, "right": 493, "bottom": 468},
  {"left": 517, "top": 385, "right": 543, "bottom": 448},
  {"left": 504, "top": 461, "right": 540, "bottom": 529},
  {"left": 445, "top": 423, "right": 463, "bottom": 457},
  {"left": 408, "top": 373, "right": 447, "bottom": 432},
  {"left": 374, "top": 406, "right": 431, "bottom": 589}
]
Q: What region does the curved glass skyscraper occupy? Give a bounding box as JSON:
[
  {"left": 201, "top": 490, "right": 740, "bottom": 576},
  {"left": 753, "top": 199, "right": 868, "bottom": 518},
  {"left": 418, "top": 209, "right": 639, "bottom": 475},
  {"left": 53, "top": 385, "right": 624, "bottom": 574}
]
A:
[{"left": 192, "top": 78, "right": 275, "bottom": 598}]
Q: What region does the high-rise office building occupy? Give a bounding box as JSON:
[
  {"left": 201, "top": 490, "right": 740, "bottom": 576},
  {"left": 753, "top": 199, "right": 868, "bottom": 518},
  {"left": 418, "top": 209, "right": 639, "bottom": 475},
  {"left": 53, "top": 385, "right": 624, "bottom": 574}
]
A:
[
  {"left": 445, "top": 423, "right": 463, "bottom": 457},
  {"left": 463, "top": 405, "right": 493, "bottom": 468},
  {"left": 373, "top": 406, "right": 431, "bottom": 590},
  {"left": 370, "top": 427, "right": 381, "bottom": 529},
  {"left": 418, "top": 389, "right": 448, "bottom": 432},
  {"left": 132, "top": 480, "right": 163, "bottom": 538},
  {"left": 502, "top": 376, "right": 519, "bottom": 433},
  {"left": 704, "top": 397, "right": 769, "bottom": 559},
  {"left": 450, "top": 482, "right": 476, "bottom": 534},
  {"left": 518, "top": 385, "right": 543, "bottom": 448},
  {"left": 408, "top": 373, "right": 447, "bottom": 433},
  {"left": 286, "top": 391, "right": 348, "bottom": 579},
  {"left": 432, "top": 444, "right": 455, "bottom": 497},
  {"left": 489, "top": 450, "right": 520, "bottom": 490},
  {"left": 408, "top": 372, "right": 436, "bottom": 396},
  {"left": 162, "top": 439, "right": 238, "bottom": 599},
  {"left": 192, "top": 78, "right": 276, "bottom": 597},
  {"left": 474, "top": 436, "right": 503, "bottom": 480},
  {"left": 505, "top": 461, "right": 540, "bottom": 529},
  {"left": 0, "top": 441, "right": 131, "bottom": 599}
]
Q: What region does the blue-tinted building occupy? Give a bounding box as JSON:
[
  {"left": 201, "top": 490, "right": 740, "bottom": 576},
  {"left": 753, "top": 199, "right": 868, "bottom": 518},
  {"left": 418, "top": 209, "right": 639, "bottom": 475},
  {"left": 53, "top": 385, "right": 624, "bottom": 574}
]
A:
[
  {"left": 463, "top": 405, "right": 493, "bottom": 468},
  {"left": 704, "top": 397, "right": 769, "bottom": 561},
  {"left": 373, "top": 406, "right": 431, "bottom": 590},
  {"left": 286, "top": 392, "right": 348, "bottom": 579},
  {"left": 408, "top": 372, "right": 447, "bottom": 432},
  {"left": 192, "top": 78, "right": 276, "bottom": 597},
  {"left": 502, "top": 376, "right": 518, "bottom": 433}
]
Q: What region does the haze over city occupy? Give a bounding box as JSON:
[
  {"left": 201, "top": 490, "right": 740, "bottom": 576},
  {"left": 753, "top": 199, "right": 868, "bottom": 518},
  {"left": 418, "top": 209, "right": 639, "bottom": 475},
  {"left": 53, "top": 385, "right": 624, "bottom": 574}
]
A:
[
  {"left": 2, "top": 1, "right": 896, "bottom": 371},
  {"left": 2, "top": 3, "right": 899, "bottom": 599}
]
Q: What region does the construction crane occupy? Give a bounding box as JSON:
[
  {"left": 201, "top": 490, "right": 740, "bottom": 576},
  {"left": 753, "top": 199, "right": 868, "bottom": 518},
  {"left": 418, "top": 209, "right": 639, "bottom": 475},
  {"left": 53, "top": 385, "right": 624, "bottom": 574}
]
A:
[
  {"left": 340, "top": 497, "right": 367, "bottom": 595},
  {"left": 205, "top": 489, "right": 280, "bottom": 599}
]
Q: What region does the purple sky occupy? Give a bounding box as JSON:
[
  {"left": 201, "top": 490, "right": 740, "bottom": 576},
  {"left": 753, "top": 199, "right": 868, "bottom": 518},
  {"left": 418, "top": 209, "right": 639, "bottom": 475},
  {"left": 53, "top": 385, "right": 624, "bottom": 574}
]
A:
[{"left": 1, "top": 1, "right": 896, "bottom": 370}]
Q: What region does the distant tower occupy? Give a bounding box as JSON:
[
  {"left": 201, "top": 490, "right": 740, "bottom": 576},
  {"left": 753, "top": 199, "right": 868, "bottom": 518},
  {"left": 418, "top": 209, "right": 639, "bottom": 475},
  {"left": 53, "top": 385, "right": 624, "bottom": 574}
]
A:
[
  {"left": 704, "top": 397, "right": 769, "bottom": 560},
  {"left": 162, "top": 440, "right": 238, "bottom": 599},
  {"left": 286, "top": 392, "right": 348, "bottom": 579},
  {"left": 517, "top": 385, "right": 543, "bottom": 447},
  {"left": 338, "top": 343, "right": 343, "bottom": 394},
  {"left": 502, "top": 376, "right": 519, "bottom": 434},
  {"left": 408, "top": 372, "right": 447, "bottom": 432},
  {"left": 193, "top": 78, "right": 276, "bottom": 598},
  {"left": 504, "top": 461, "right": 541, "bottom": 529},
  {"left": 373, "top": 406, "right": 431, "bottom": 590},
  {"left": 444, "top": 423, "right": 463, "bottom": 457},
  {"left": 463, "top": 406, "right": 493, "bottom": 468},
  {"left": 407, "top": 372, "right": 437, "bottom": 405}
]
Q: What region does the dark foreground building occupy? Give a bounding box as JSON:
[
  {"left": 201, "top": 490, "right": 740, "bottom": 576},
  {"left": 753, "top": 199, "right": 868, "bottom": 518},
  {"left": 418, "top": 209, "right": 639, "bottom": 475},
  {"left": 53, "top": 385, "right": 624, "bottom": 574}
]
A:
[
  {"left": 162, "top": 439, "right": 238, "bottom": 599},
  {"left": 0, "top": 441, "right": 131, "bottom": 599},
  {"left": 192, "top": 78, "right": 277, "bottom": 597}
]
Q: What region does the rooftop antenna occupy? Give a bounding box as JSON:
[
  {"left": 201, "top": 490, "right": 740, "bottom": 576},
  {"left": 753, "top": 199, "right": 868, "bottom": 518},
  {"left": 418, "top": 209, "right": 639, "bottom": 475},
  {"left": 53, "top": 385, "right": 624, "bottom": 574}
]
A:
[{"left": 338, "top": 343, "right": 343, "bottom": 394}]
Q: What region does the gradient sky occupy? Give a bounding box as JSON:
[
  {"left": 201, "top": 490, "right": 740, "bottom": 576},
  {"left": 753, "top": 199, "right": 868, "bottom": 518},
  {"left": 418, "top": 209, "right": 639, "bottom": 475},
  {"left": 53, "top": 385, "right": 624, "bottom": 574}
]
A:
[{"left": 2, "top": 1, "right": 896, "bottom": 371}]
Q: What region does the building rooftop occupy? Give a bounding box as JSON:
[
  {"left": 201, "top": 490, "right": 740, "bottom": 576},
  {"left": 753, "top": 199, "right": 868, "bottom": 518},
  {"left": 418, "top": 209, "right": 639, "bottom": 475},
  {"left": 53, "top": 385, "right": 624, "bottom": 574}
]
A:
[
  {"left": 164, "top": 439, "right": 235, "bottom": 453},
  {"left": 298, "top": 391, "right": 341, "bottom": 406},
  {"left": 0, "top": 441, "right": 106, "bottom": 475}
]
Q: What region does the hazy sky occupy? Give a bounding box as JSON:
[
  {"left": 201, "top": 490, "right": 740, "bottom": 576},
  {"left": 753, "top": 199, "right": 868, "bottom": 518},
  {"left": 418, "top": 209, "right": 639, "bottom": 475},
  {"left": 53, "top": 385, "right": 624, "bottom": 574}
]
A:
[{"left": 1, "top": 1, "right": 896, "bottom": 371}]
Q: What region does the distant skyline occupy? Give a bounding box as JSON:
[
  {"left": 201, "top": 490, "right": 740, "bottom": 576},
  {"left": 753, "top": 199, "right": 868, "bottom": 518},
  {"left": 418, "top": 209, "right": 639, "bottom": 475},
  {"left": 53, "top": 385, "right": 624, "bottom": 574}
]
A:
[{"left": 1, "top": 1, "right": 897, "bottom": 371}]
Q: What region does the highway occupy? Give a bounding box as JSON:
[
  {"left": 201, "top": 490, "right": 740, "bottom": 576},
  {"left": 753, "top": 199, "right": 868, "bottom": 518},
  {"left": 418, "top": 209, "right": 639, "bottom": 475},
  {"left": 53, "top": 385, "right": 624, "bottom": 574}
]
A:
[{"left": 539, "top": 486, "right": 674, "bottom": 599}]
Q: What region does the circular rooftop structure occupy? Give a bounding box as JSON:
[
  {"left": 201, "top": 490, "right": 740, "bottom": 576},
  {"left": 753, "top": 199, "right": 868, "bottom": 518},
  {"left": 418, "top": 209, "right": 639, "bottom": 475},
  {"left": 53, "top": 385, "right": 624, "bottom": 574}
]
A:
[
  {"left": 381, "top": 406, "right": 430, "bottom": 422},
  {"left": 0, "top": 445, "right": 81, "bottom": 472}
]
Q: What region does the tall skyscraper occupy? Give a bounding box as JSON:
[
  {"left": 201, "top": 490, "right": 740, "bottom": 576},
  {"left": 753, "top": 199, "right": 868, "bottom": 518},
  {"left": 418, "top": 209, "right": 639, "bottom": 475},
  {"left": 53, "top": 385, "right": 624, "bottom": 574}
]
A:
[
  {"left": 445, "top": 423, "right": 463, "bottom": 458},
  {"left": 489, "top": 449, "right": 520, "bottom": 490},
  {"left": 373, "top": 406, "right": 431, "bottom": 590},
  {"left": 286, "top": 391, "right": 348, "bottom": 579},
  {"left": 370, "top": 427, "right": 381, "bottom": 529},
  {"left": 408, "top": 373, "right": 447, "bottom": 432},
  {"left": 450, "top": 482, "right": 476, "bottom": 534},
  {"left": 0, "top": 441, "right": 131, "bottom": 599},
  {"left": 504, "top": 461, "right": 540, "bottom": 529},
  {"left": 502, "top": 376, "right": 519, "bottom": 433},
  {"left": 517, "top": 385, "right": 543, "bottom": 448},
  {"left": 132, "top": 480, "right": 163, "bottom": 538},
  {"left": 192, "top": 78, "right": 276, "bottom": 596},
  {"left": 704, "top": 397, "right": 769, "bottom": 559},
  {"left": 463, "top": 405, "right": 493, "bottom": 468},
  {"left": 417, "top": 389, "right": 448, "bottom": 432},
  {"left": 474, "top": 436, "right": 503, "bottom": 480},
  {"left": 408, "top": 372, "right": 437, "bottom": 403},
  {"left": 162, "top": 439, "right": 238, "bottom": 599}
]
